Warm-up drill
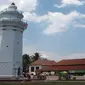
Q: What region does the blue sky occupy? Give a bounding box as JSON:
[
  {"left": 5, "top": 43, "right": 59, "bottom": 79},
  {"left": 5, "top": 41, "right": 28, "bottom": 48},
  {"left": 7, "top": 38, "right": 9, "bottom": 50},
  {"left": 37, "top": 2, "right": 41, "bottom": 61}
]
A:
[{"left": 1, "top": 0, "right": 85, "bottom": 61}]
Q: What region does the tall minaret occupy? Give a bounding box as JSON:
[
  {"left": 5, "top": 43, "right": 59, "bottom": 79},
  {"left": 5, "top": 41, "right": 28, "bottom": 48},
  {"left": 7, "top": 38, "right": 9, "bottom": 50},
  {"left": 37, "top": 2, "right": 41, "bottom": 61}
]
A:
[{"left": 0, "top": 3, "right": 27, "bottom": 77}]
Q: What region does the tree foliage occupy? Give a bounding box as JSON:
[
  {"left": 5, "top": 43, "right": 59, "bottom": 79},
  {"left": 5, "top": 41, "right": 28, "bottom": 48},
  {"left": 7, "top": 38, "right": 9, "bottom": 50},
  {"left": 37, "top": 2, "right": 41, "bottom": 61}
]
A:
[
  {"left": 22, "top": 54, "right": 30, "bottom": 72},
  {"left": 22, "top": 52, "right": 41, "bottom": 72},
  {"left": 31, "top": 52, "right": 41, "bottom": 62}
]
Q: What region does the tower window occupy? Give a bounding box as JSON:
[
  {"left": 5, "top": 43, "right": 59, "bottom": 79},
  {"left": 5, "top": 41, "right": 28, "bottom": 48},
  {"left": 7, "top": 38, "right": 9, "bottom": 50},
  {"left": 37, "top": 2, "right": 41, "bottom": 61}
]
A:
[
  {"left": 2, "top": 29, "right": 6, "bottom": 30},
  {"left": 17, "top": 42, "right": 19, "bottom": 44},
  {"left": 6, "top": 46, "right": 8, "bottom": 47},
  {"left": 21, "top": 31, "right": 23, "bottom": 33},
  {"left": 2, "top": 25, "right": 6, "bottom": 27},
  {"left": 12, "top": 29, "right": 16, "bottom": 31},
  {"left": 13, "top": 26, "right": 17, "bottom": 27}
]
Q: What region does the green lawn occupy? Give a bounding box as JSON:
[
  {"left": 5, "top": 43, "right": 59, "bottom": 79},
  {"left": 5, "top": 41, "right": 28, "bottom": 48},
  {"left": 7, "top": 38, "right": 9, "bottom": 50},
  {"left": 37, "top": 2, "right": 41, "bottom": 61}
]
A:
[{"left": 0, "top": 81, "right": 85, "bottom": 85}]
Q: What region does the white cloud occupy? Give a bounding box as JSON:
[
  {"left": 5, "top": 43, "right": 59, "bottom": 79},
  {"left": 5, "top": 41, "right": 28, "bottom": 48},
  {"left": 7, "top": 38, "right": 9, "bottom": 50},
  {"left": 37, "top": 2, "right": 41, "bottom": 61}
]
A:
[
  {"left": 11, "top": 0, "right": 38, "bottom": 12},
  {"left": 23, "top": 42, "right": 57, "bottom": 61},
  {"left": 62, "top": 53, "right": 85, "bottom": 60},
  {"left": 1, "top": 1, "right": 85, "bottom": 36},
  {"left": 24, "top": 10, "right": 85, "bottom": 35},
  {"left": 0, "top": 0, "right": 38, "bottom": 12},
  {"left": 43, "top": 11, "right": 79, "bottom": 35},
  {"left": 74, "top": 24, "right": 85, "bottom": 28},
  {"left": 23, "top": 42, "right": 85, "bottom": 61},
  {"left": 23, "top": 12, "right": 48, "bottom": 23},
  {"left": 23, "top": 38, "right": 85, "bottom": 61},
  {"left": 54, "top": 0, "right": 85, "bottom": 8},
  {"left": 0, "top": 5, "right": 8, "bottom": 11}
]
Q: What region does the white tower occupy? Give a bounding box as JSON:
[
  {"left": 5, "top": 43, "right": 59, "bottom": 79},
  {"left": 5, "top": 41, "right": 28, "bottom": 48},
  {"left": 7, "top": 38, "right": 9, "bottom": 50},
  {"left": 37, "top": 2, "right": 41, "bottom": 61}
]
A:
[{"left": 0, "top": 3, "right": 27, "bottom": 78}]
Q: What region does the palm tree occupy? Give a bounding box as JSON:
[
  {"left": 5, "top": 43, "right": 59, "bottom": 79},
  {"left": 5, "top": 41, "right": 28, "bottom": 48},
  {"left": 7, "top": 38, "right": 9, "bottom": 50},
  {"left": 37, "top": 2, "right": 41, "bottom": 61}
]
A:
[{"left": 32, "top": 52, "right": 41, "bottom": 62}]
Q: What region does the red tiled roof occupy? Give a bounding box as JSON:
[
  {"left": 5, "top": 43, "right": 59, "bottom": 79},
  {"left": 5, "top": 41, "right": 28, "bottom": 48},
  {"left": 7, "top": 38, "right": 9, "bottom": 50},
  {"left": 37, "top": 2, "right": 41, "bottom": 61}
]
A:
[
  {"left": 55, "top": 58, "right": 85, "bottom": 66},
  {"left": 37, "top": 65, "right": 85, "bottom": 72},
  {"left": 30, "top": 59, "right": 56, "bottom": 66}
]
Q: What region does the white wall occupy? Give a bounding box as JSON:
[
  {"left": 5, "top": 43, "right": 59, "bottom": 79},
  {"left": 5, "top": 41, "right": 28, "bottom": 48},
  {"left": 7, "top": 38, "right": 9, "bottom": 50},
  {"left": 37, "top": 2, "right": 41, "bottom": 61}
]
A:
[
  {"left": 29, "top": 65, "right": 42, "bottom": 74},
  {"left": 0, "top": 29, "right": 15, "bottom": 62},
  {"left": 0, "top": 26, "right": 23, "bottom": 77},
  {"left": 0, "top": 62, "right": 13, "bottom": 77},
  {"left": 13, "top": 29, "right": 22, "bottom": 68}
]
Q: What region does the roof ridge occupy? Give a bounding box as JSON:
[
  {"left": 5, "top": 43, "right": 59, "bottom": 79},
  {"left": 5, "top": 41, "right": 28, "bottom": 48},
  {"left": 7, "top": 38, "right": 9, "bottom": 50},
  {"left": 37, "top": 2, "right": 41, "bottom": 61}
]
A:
[{"left": 62, "top": 58, "right": 85, "bottom": 61}]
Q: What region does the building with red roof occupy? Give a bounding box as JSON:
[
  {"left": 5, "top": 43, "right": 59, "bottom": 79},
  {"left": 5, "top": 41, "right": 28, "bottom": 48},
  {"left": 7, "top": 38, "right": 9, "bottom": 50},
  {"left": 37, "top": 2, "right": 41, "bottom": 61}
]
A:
[
  {"left": 37, "top": 58, "right": 85, "bottom": 72},
  {"left": 55, "top": 58, "right": 85, "bottom": 66},
  {"left": 28, "top": 58, "right": 85, "bottom": 80},
  {"left": 28, "top": 59, "right": 56, "bottom": 74}
]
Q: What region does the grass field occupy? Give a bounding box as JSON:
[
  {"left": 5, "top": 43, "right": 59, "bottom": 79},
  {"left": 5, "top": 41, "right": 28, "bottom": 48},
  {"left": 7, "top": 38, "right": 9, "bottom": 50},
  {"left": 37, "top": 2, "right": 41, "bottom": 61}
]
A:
[{"left": 0, "top": 81, "right": 85, "bottom": 85}]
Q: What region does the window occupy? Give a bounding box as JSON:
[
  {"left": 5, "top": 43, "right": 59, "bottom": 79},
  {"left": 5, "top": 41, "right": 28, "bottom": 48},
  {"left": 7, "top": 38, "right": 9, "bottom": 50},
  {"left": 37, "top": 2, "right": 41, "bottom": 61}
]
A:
[
  {"left": 17, "top": 42, "right": 19, "bottom": 44},
  {"left": 12, "top": 29, "right": 16, "bottom": 31},
  {"left": 2, "top": 29, "right": 6, "bottom": 30},
  {"left": 6, "top": 46, "right": 8, "bottom": 47},
  {"left": 36, "top": 66, "right": 39, "bottom": 70},
  {"left": 31, "top": 67, "right": 34, "bottom": 72},
  {"left": 2, "top": 25, "right": 6, "bottom": 27}
]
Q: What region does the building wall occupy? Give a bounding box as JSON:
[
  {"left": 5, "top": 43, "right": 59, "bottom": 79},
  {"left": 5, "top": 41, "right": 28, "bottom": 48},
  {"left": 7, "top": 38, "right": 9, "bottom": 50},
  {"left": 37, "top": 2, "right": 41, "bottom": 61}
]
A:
[
  {"left": 0, "top": 62, "right": 13, "bottom": 77},
  {"left": 29, "top": 65, "right": 42, "bottom": 74},
  {"left": 13, "top": 29, "right": 22, "bottom": 68},
  {"left": 13, "top": 29, "right": 22, "bottom": 76},
  {"left": 0, "top": 26, "right": 22, "bottom": 77},
  {"left": 71, "top": 75, "right": 85, "bottom": 80},
  {"left": 46, "top": 76, "right": 59, "bottom": 80},
  {"left": 29, "top": 65, "right": 50, "bottom": 74}
]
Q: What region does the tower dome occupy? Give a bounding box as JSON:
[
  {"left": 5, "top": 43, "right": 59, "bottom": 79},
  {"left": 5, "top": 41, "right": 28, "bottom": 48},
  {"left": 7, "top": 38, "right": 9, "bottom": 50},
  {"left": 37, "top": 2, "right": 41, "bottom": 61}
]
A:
[
  {"left": 8, "top": 2, "right": 17, "bottom": 10},
  {"left": 0, "top": 3, "right": 27, "bottom": 32}
]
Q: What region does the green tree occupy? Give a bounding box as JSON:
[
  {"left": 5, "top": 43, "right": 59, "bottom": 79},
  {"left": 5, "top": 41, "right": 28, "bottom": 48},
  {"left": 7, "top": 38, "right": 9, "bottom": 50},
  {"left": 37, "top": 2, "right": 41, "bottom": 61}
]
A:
[
  {"left": 22, "top": 52, "right": 47, "bottom": 72},
  {"left": 31, "top": 52, "right": 41, "bottom": 62},
  {"left": 22, "top": 54, "right": 30, "bottom": 72}
]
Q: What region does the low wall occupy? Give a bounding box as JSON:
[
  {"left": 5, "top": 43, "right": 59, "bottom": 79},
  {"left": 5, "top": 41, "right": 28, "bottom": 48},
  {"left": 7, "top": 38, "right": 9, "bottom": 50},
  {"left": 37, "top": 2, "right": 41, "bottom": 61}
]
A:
[
  {"left": 46, "top": 76, "right": 59, "bottom": 80},
  {"left": 71, "top": 75, "right": 85, "bottom": 80}
]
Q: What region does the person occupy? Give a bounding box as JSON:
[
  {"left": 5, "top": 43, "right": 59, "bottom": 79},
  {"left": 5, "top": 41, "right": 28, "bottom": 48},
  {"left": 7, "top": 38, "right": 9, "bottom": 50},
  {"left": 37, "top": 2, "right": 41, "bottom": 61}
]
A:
[
  {"left": 26, "top": 72, "right": 31, "bottom": 80},
  {"left": 17, "top": 67, "right": 21, "bottom": 77},
  {"left": 22, "top": 72, "right": 27, "bottom": 82},
  {"left": 30, "top": 73, "right": 34, "bottom": 80},
  {"left": 23, "top": 72, "right": 26, "bottom": 77}
]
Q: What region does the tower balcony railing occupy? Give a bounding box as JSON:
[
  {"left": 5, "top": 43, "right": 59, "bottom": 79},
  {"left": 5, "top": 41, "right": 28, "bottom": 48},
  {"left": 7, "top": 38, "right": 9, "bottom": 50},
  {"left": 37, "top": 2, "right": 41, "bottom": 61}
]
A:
[
  {"left": 0, "top": 8, "right": 23, "bottom": 15},
  {"left": 0, "top": 17, "right": 27, "bottom": 24},
  {"left": 0, "top": 17, "right": 28, "bottom": 30}
]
